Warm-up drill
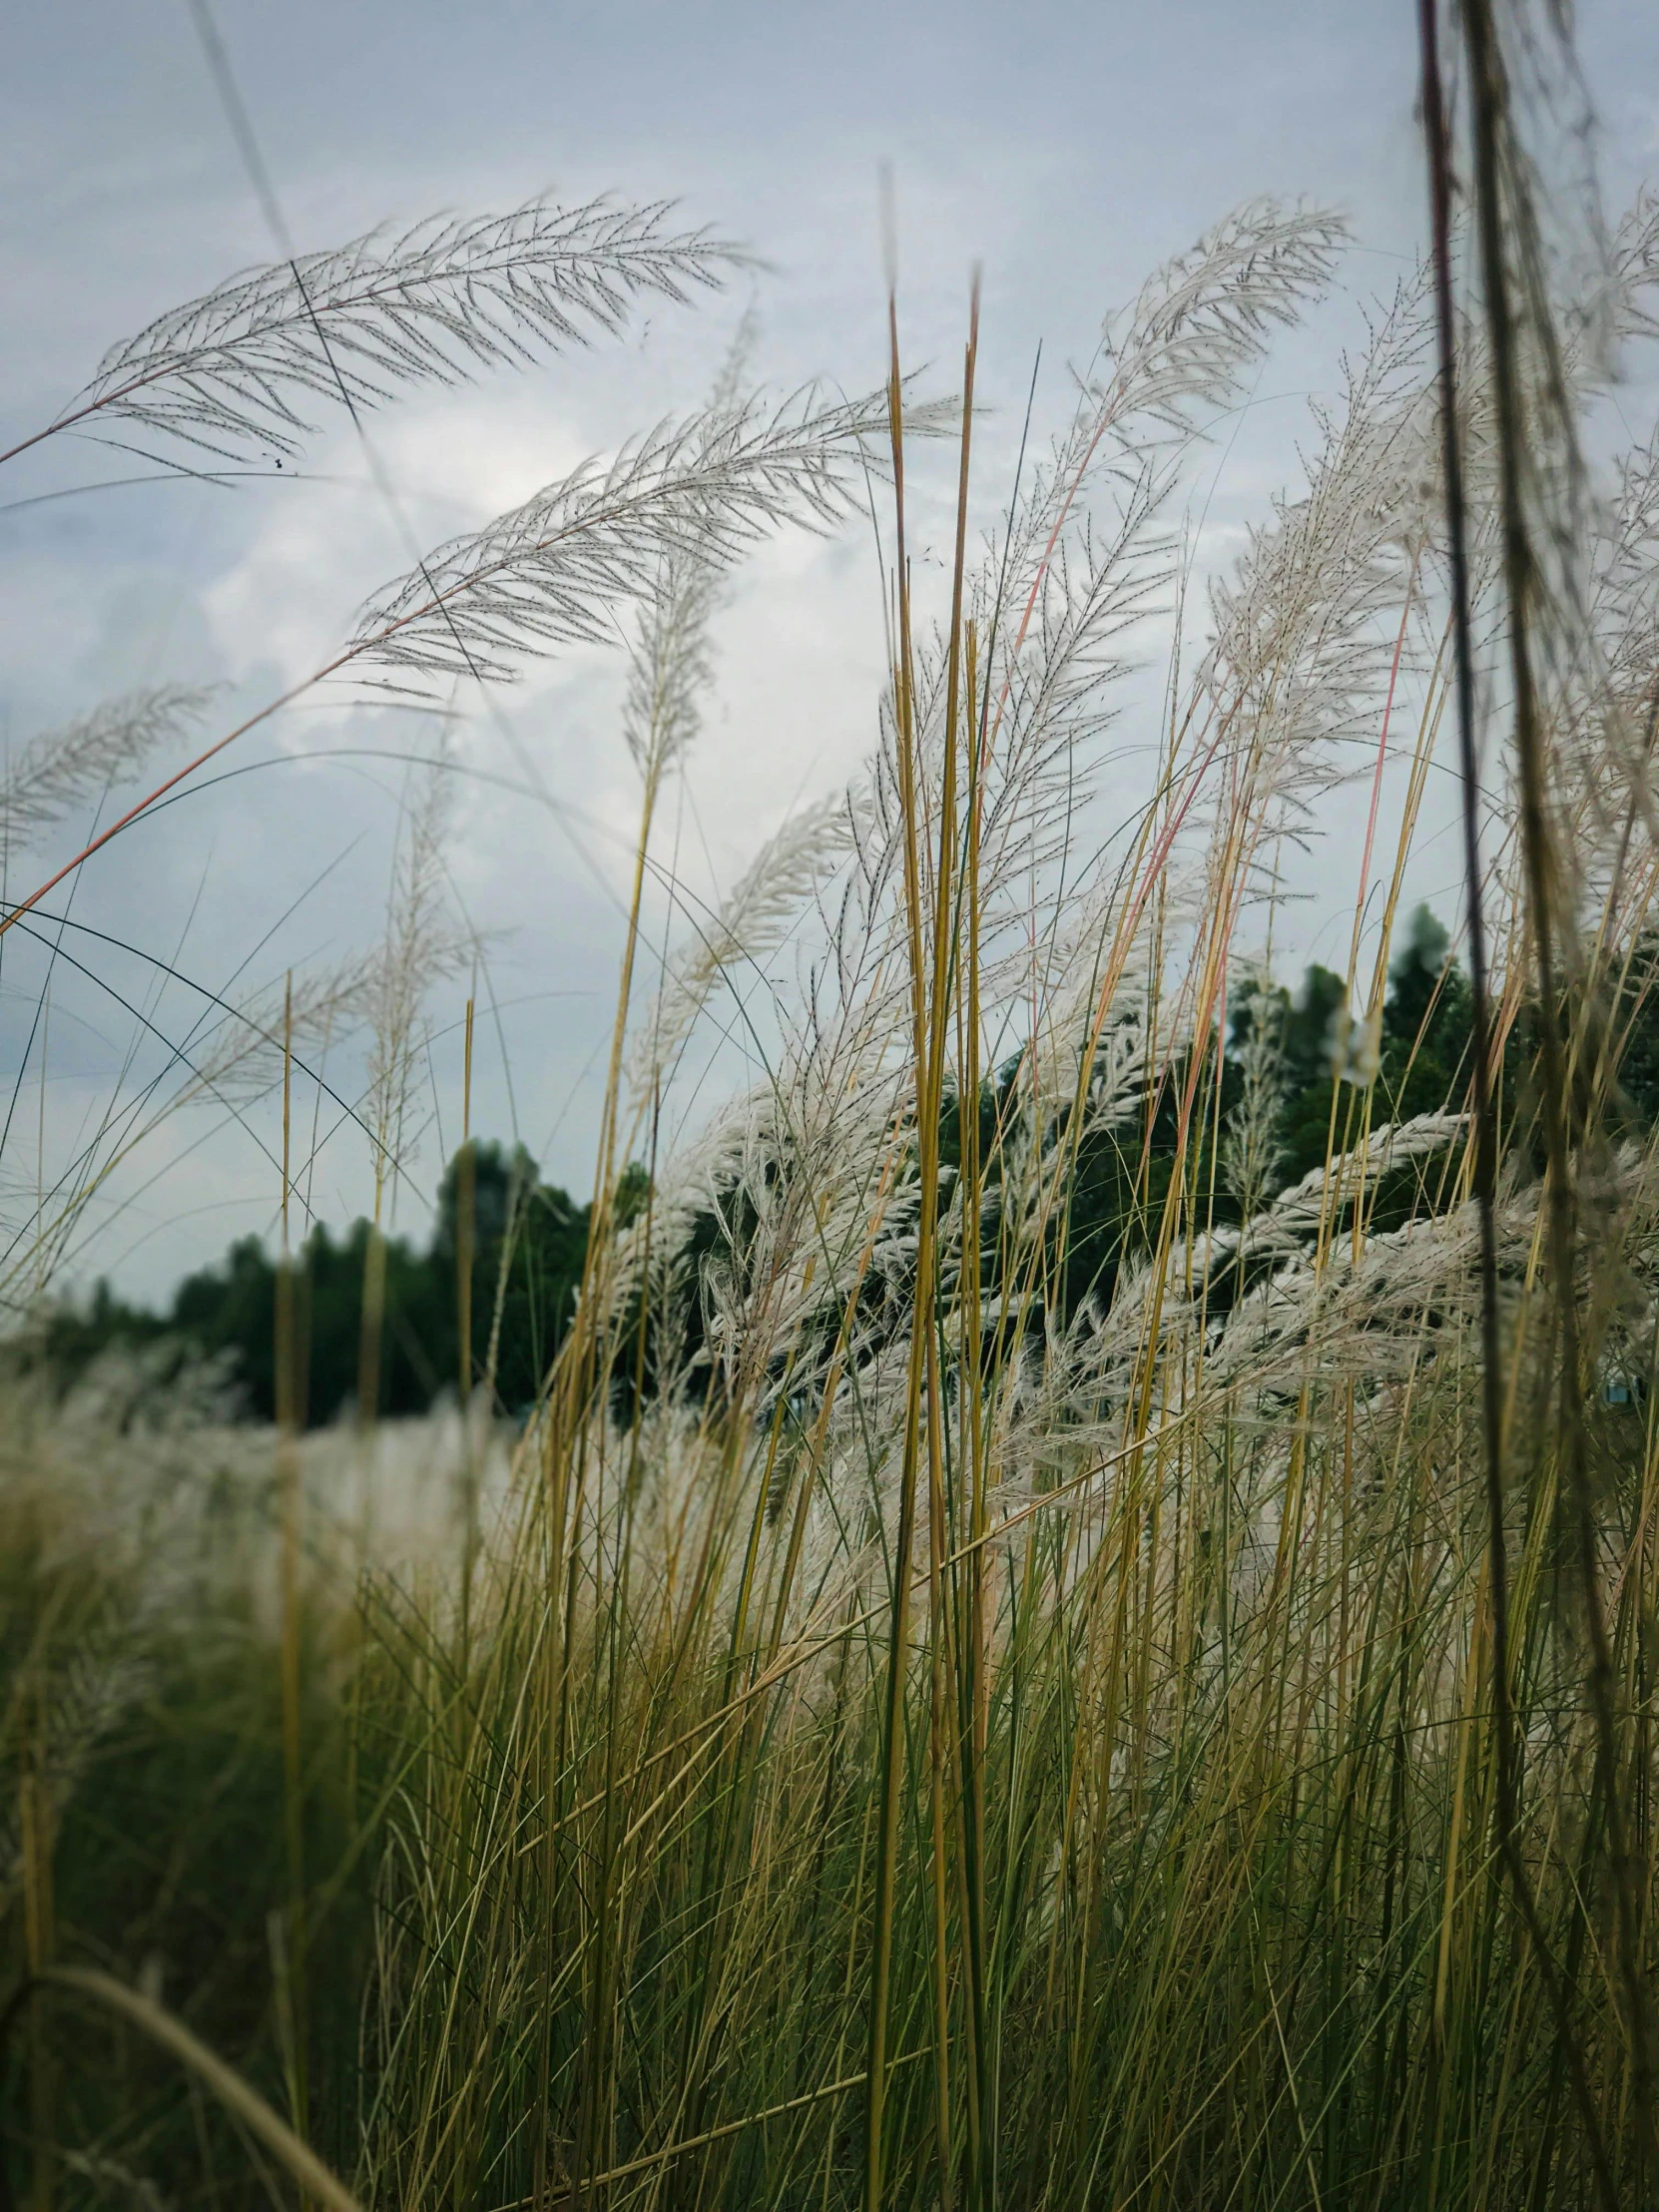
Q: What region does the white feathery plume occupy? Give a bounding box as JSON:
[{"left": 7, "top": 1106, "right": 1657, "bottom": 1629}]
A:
[
  {"left": 361, "top": 748, "right": 471, "bottom": 1212},
  {"left": 352, "top": 383, "right": 948, "bottom": 693},
  {"left": 37, "top": 196, "right": 747, "bottom": 467},
  {"left": 0, "top": 687, "right": 215, "bottom": 857},
  {"left": 958, "top": 202, "right": 1351, "bottom": 947},
  {"left": 630, "top": 791, "right": 855, "bottom": 1098},
  {"left": 620, "top": 308, "right": 760, "bottom": 794},
  {"left": 1195, "top": 275, "right": 1439, "bottom": 864}
]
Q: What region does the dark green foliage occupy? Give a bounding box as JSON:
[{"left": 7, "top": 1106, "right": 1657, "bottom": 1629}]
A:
[
  {"left": 0, "top": 1486, "right": 372, "bottom": 2209},
  {"left": 42, "top": 1141, "right": 591, "bottom": 1426},
  {"left": 1041, "top": 911, "right": 1479, "bottom": 1336},
  {"left": 1270, "top": 960, "right": 1347, "bottom": 1174},
  {"left": 1610, "top": 932, "right": 1659, "bottom": 1131},
  {"left": 430, "top": 1141, "right": 592, "bottom": 1413},
  {"left": 1379, "top": 902, "right": 1473, "bottom": 1124},
  {"left": 1060, "top": 1040, "right": 1222, "bottom": 1321},
  {"left": 1220, "top": 906, "right": 1474, "bottom": 1194},
  {"left": 627, "top": 909, "right": 1485, "bottom": 1408}
]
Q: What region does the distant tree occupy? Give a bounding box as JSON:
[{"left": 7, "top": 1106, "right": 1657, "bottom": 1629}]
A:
[
  {"left": 1610, "top": 931, "right": 1659, "bottom": 1131},
  {"left": 432, "top": 1140, "right": 589, "bottom": 1413},
  {"left": 39, "top": 1140, "right": 591, "bottom": 1426},
  {"left": 1379, "top": 902, "right": 1472, "bottom": 1125}
]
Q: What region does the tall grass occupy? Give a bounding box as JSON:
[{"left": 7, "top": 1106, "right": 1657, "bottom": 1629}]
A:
[{"left": 10, "top": 3, "right": 1659, "bottom": 2206}]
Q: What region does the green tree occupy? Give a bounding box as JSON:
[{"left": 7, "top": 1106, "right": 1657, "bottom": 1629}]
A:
[{"left": 40, "top": 1142, "right": 590, "bottom": 1425}]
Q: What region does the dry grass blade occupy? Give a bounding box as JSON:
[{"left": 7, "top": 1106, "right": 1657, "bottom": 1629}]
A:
[{"left": 24, "top": 1966, "right": 364, "bottom": 2212}]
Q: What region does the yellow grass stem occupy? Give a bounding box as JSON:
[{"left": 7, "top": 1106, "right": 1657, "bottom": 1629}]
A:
[
  {"left": 863, "top": 269, "right": 927, "bottom": 2212},
  {"left": 275, "top": 971, "right": 309, "bottom": 2162}
]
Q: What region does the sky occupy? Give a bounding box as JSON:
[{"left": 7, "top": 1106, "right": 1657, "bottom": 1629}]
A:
[{"left": 2, "top": 0, "right": 1658, "bottom": 1304}]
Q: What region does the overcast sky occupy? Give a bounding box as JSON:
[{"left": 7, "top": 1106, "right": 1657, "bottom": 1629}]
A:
[{"left": 3, "top": 0, "right": 1657, "bottom": 1304}]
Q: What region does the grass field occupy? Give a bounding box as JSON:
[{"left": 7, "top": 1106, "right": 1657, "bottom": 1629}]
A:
[{"left": 8, "top": 3, "right": 1659, "bottom": 2206}]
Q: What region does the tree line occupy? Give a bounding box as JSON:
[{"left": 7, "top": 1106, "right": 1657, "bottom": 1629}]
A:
[{"left": 40, "top": 907, "right": 1658, "bottom": 1425}]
